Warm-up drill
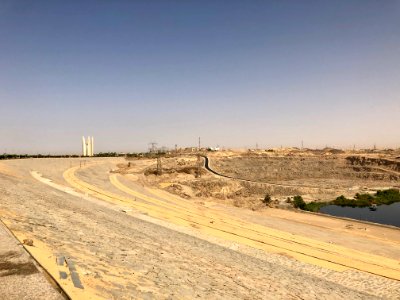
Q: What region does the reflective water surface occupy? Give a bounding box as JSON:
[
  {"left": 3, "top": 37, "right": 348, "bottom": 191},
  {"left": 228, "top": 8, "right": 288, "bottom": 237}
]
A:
[{"left": 320, "top": 202, "right": 400, "bottom": 227}]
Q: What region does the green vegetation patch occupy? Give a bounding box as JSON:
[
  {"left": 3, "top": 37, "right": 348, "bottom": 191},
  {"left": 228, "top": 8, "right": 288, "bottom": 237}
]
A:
[
  {"left": 375, "top": 189, "right": 400, "bottom": 205},
  {"left": 293, "top": 196, "right": 306, "bottom": 210},
  {"left": 304, "top": 201, "right": 329, "bottom": 212},
  {"left": 293, "top": 189, "right": 400, "bottom": 212}
]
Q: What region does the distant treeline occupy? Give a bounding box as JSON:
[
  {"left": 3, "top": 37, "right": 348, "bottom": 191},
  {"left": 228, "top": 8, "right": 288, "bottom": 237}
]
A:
[
  {"left": 0, "top": 152, "right": 168, "bottom": 160},
  {"left": 94, "top": 152, "right": 122, "bottom": 157},
  {"left": 95, "top": 152, "right": 170, "bottom": 158},
  {"left": 0, "top": 154, "right": 81, "bottom": 160},
  {"left": 0, "top": 152, "right": 125, "bottom": 159},
  {"left": 126, "top": 151, "right": 168, "bottom": 158}
]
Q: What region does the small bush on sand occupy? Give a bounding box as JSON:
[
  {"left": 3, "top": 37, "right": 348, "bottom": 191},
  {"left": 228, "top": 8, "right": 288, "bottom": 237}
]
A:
[
  {"left": 293, "top": 195, "right": 306, "bottom": 210},
  {"left": 262, "top": 194, "right": 272, "bottom": 205}
]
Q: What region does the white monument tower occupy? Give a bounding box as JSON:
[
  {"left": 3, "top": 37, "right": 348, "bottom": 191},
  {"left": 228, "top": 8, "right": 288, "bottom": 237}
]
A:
[
  {"left": 82, "top": 136, "right": 94, "bottom": 157},
  {"left": 87, "top": 136, "right": 92, "bottom": 156},
  {"left": 82, "top": 136, "right": 87, "bottom": 156}
]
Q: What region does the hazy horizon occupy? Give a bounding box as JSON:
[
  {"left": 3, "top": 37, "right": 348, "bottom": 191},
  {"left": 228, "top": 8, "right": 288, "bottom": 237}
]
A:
[{"left": 1, "top": 1, "right": 399, "bottom": 154}]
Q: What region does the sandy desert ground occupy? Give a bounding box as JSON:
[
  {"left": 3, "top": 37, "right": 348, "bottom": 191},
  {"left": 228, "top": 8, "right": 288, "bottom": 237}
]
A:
[
  {"left": 139, "top": 149, "right": 400, "bottom": 208},
  {"left": 0, "top": 156, "right": 400, "bottom": 299}
]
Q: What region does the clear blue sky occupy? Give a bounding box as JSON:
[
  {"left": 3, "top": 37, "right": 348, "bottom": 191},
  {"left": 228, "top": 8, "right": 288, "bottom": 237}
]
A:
[{"left": 1, "top": 1, "right": 399, "bottom": 154}]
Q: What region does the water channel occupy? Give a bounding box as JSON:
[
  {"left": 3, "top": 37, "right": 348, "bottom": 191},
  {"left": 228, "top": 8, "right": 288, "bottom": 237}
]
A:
[{"left": 320, "top": 202, "right": 400, "bottom": 227}]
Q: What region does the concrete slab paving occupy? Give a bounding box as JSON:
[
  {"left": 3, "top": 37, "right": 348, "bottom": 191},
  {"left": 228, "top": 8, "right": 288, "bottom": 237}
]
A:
[{"left": 0, "top": 220, "right": 64, "bottom": 300}]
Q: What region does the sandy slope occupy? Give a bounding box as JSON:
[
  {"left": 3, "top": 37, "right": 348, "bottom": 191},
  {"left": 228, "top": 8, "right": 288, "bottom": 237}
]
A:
[{"left": 0, "top": 158, "right": 399, "bottom": 299}]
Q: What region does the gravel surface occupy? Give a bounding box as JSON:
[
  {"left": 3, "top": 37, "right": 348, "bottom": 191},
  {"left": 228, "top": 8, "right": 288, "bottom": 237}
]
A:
[
  {"left": 0, "top": 158, "right": 399, "bottom": 299},
  {"left": 0, "top": 214, "right": 63, "bottom": 300}
]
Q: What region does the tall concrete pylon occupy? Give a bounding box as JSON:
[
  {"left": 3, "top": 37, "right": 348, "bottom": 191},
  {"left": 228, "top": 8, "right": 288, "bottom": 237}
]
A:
[
  {"left": 87, "top": 136, "right": 91, "bottom": 157},
  {"left": 82, "top": 136, "right": 87, "bottom": 157},
  {"left": 82, "top": 136, "right": 94, "bottom": 157}
]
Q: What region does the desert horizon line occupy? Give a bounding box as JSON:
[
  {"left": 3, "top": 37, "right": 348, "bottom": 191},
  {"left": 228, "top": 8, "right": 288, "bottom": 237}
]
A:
[{"left": 1, "top": 145, "right": 399, "bottom": 156}]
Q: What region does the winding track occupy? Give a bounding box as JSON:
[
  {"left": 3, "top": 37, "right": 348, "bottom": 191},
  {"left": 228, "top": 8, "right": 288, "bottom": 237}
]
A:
[
  {"left": 203, "top": 155, "right": 400, "bottom": 190},
  {"left": 62, "top": 162, "right": 400, "bottom": 281},
  {"left": 202, "top": 155, "right": 338, "bottom": 190}
]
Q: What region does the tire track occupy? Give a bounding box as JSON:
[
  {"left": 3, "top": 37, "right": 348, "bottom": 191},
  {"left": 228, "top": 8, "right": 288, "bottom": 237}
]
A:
[{"left": 62, "top": 164, "right": 400, "bottom": 281}]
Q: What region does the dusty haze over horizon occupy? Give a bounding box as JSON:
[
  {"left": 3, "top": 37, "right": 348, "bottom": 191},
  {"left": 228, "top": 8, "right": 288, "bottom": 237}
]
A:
[{"left": 1, "top": 1, "right": 399, "bottom": 154}]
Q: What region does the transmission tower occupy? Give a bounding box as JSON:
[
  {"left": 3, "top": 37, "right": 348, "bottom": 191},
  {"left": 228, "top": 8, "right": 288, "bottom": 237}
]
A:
[{"left": 148, "top": 142, "right": 158, "bottom": 153}]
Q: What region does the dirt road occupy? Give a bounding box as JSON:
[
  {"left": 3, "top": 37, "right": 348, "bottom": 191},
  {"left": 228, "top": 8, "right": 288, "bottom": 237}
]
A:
[{"left": 0, "top": 158, "right": 399, "bottom": 299}]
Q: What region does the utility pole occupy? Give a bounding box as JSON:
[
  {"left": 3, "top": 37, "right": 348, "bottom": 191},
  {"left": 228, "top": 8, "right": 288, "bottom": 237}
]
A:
[
  {"left": 198, "top": 137, "right": 201, "bottom": 151},
  {"left": 301, "top": 140, "right": 304, "bottom": 150}
]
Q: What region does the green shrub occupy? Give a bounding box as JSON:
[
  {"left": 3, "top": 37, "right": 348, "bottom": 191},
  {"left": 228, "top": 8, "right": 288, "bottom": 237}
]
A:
[
  {"left": 332, "top": 195, "right": 352, "bottom": 206},
  {"left": 293, "top": 195, "right": 306, "bottom": 209},
  {"left": 375, "top": 189, "right": 400, "bottom": 205},
  {"left": 354, "top": 193, "right": 374, "bottom": 201},
  {"left": 332, "top": 191, "right": 400, "bottom": 207},
  {"left": 304, "top": 201, "right": 328, "bottom": 212}
]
